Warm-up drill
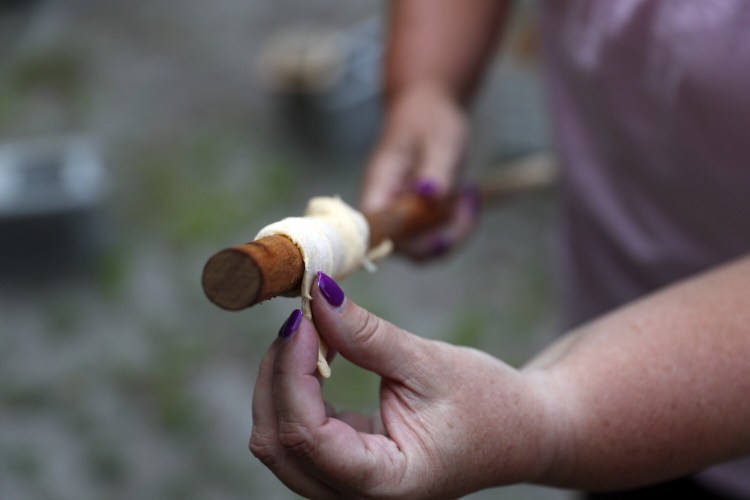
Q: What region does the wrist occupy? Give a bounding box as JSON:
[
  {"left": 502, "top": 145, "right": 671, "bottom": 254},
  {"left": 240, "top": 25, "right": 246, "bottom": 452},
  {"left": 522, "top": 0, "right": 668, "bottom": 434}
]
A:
[
  {"left": 456, "top": 359, "right": 577, "bottom": 491},
  {"left": 384, "top": 79, "right": 464, "bottom": 111},
  {"left": 521, "top": 368, "right": 578, "bottom": 487}
]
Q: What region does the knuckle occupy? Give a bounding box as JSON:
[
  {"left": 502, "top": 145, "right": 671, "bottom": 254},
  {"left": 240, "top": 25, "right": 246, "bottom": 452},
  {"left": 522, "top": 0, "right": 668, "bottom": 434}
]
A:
[
  {"left": 350, "top": 311, "right": 383, "bottom": 351},
  {"left": 277, "top": 419, "right": 316, "bottom": 460},
  {"left": 248, "top": 426, "right": 280, "bottom": 468}
]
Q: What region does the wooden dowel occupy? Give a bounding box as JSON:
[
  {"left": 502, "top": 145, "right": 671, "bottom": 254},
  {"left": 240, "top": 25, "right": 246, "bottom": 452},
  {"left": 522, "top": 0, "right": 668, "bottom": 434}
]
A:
[
  {"left": 201, "top": 235, "right": 305, "bottom": 311},
  {"left": 202, "top": 153, "right": 558, "bottom": 311},
  {"left": 201, "top": 194, "right": 452, "bottom": 311}
]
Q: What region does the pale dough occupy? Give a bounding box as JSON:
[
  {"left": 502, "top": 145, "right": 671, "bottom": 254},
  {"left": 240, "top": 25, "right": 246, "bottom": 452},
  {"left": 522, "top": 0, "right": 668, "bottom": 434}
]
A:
[{"left": 255, "top": 196, "right": 389, "bottom": 377}]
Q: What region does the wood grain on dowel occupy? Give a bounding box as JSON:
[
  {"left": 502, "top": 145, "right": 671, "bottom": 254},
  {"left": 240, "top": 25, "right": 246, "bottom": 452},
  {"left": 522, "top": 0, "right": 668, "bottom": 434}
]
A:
[{"left": 201, "top": 194, "right": 452, "bottom": 311}]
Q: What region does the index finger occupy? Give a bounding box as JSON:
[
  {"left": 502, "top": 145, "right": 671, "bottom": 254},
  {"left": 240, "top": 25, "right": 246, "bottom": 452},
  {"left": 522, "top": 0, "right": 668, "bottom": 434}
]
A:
[
  {"left": 273, "top": 319, "right": 408, "bottom": 496},
  {"left": 250, "top": 320, "right": 339, "bottom": 499}
]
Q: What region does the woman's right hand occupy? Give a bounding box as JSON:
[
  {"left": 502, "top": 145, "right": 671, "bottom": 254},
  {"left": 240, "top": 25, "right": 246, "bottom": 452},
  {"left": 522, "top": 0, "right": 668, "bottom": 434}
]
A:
[
  {"left": 360, "top": 84, "right": 480, "bottom": 260},
  {"left": 249, "top": 272, "right": 563, "bottom": 499}
]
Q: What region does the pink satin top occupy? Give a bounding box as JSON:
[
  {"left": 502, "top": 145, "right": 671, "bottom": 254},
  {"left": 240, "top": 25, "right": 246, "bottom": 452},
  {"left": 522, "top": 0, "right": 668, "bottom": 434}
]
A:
[{"left": 541, "top": 1, "right": 750, "bottom": 496}]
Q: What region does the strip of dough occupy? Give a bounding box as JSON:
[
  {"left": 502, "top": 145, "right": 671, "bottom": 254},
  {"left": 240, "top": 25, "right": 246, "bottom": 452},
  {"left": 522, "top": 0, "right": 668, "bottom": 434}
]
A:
[{"left": 255, "top": 196, "right": 385, "bottom": 377}]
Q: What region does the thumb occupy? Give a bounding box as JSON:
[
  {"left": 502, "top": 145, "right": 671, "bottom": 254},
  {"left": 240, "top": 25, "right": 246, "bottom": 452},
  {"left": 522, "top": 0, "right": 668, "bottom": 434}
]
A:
[
  {"left": 395, "top": 184, "right": 481, "bottom": 260},
  {"left": 310, "top": 272, "right": 425, "bottom": 382}
]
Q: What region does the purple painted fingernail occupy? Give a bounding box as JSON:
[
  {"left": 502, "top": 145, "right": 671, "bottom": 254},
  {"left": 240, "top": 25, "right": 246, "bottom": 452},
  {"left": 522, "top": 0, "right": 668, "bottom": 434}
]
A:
[
  {"left": 278, "top": 309, "right": 302, "bottom": 339},
  {"left": 462, "top": 184, "right": 481, "bottom": 216},
  {"left": 317, "top": 272, "right": 345, "bottom": 308},
  {"left": 413, "top": 179, "right": 438, "bottom": 197},
  {"left": 430, "top": 234, "right": 451, "bottom": 256}
]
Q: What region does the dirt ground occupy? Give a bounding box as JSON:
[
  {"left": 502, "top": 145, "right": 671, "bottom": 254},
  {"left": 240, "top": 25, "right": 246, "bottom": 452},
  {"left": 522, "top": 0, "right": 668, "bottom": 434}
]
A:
[{"left": 0, "top": 1, "right": 571, "bottom": 499}]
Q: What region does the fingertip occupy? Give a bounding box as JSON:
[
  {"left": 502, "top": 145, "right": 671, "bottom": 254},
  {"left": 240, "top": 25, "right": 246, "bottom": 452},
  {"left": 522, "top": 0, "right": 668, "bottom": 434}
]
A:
[
  {"left": 277, "top": 309, "right": 303, "bottom": 339},
  {"left": 275, "top": 315, "right": 322, "bottom": 377},
  {"left": 428, "top": 233, "right": 451, "bottom": 257},
  {"left": 394, "top": 185, "right": 479, "bottom": 260},
  {"left": 316, "top": 272, "right": 345, "bottom": 309},
  {"left": 415, "top": 135, "right": 466, "bottom": 199},
  {"left": 412, "top": 178, "right": 440, "bottom": 197},
  {"left": 391, "top": 228, "right": 453, "bottom": 261},
  {"left": 450, "top": 185, "right": 481, "bottom": 239},
  {"left": 310, "top": 275, "right": 351, "bottom": 350}
]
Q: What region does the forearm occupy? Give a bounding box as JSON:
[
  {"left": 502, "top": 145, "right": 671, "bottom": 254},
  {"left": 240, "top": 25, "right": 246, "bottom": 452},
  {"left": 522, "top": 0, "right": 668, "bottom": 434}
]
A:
[
  {"left": 524, "top": 255, "right": 750, "bottom": 490},
  {"left": 384, "top": 0, "right": 510, "bottom": 105}
]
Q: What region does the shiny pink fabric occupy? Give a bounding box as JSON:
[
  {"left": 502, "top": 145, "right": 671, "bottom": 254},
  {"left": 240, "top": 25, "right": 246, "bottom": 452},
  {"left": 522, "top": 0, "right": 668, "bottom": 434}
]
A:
[{"left": 540, "top": 1, "right": 750, "bottom": 496}]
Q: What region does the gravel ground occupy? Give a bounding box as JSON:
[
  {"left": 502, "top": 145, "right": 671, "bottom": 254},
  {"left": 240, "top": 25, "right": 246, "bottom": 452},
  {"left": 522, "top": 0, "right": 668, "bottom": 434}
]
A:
[{"left": 0, "top": 1, "right": 572, "bottom": 499}]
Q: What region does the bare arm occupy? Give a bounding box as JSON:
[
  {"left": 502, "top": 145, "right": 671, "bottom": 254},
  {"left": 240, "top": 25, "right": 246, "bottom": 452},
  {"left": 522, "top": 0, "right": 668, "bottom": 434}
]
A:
[
  {"left": 527, "top": 254, "right": 750, "bottom": 490},
  {"left": 384, "top": 0, "right": 510, "bottom": 104}
]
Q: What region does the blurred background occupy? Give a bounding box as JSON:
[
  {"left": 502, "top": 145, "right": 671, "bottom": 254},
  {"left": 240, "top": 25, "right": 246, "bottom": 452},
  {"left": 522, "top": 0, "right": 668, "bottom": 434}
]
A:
[{"left": 0, "top": 1, "right": 569, "bottom": 499}]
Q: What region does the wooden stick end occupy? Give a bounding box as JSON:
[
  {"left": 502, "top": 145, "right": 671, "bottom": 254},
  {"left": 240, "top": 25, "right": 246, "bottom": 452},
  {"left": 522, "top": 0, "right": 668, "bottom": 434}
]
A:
[{"left": 202, "top": 248, "right": 263, "bottom": 311}]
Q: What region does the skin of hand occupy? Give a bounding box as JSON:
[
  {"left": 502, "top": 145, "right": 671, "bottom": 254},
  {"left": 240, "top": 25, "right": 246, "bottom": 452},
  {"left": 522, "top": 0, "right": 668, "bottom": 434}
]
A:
[
  {"left": 359, "top": 0, "right": 508, "bottom": 260},
  {"left": 251, "top": 256, "right": 750, "bottom": 497},
  {"left": 249, "top": 272, "right": 562, "bottom": 499},
  {"left": 360, "top": 84, "right": 480, "bottom": 259},
  {"left": 361, "top": 85, "right": 467, "bottom": 211}
]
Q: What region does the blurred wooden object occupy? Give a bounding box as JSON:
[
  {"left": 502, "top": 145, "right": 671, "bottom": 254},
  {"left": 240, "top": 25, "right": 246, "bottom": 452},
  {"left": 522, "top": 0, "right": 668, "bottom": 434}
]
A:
[{"left": 480, "top": 152, "right": 557, "bottom": 206}]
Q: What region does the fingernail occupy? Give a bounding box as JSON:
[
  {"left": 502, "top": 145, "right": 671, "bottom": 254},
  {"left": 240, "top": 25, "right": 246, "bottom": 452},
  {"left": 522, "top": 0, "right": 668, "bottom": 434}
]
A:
[
  {"left": 430, "top": 234, "right": 451, "bottom": 256},
  {"left": 278, "top": 309, "right": 302, "bottom": 339},
  {"left": 462, "top": 184, "right": 481, "bottom": 216},
  {"left": 412, "top": 179, "right": 438, "bottom": 197},
  {"left": 317, "top": 272, "right": 345, "bottom": 308}
]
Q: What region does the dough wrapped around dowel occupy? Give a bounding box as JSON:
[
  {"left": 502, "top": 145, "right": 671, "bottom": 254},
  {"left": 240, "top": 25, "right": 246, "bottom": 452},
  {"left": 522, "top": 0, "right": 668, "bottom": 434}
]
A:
[{"left": 255, "top": 196, "right": 387, "bottom": 377}]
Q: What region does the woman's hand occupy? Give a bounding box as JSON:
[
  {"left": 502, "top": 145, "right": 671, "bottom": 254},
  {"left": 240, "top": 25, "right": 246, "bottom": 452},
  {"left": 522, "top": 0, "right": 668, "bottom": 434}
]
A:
[
  {"left": 360, "top": 85, "right": 479, "bottom": 260},
  {"left": 249, "top": 272, "right": 563, "bottom": 499}
]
